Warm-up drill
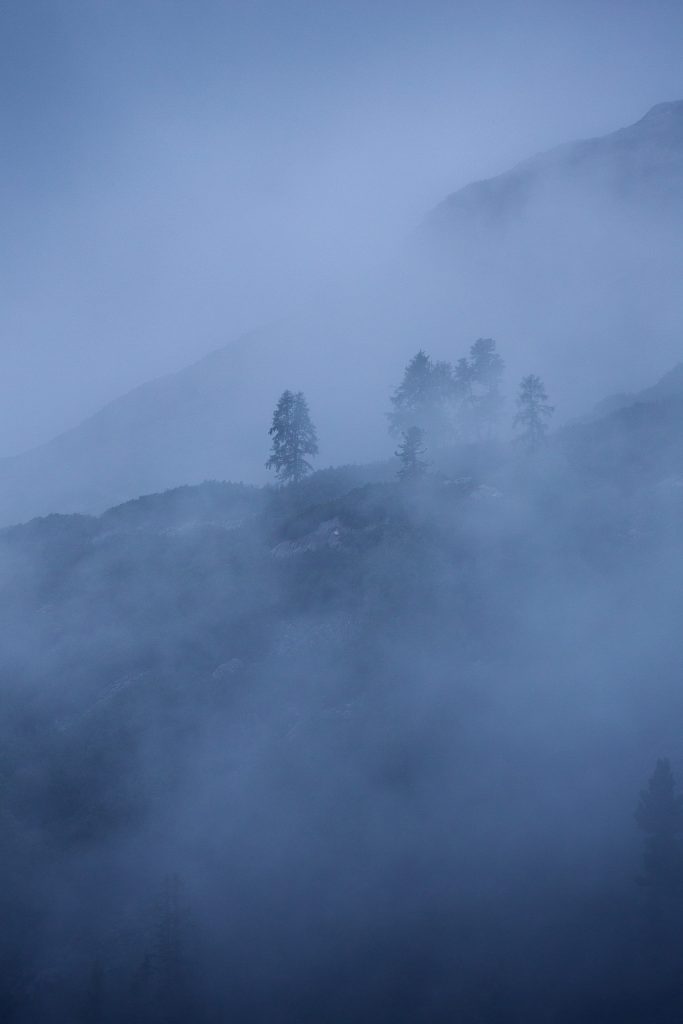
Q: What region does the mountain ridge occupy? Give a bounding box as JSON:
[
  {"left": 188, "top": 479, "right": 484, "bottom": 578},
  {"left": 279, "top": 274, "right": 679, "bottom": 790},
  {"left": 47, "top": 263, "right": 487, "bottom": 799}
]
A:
[
  {"left": 424, "top": 99, "right": 683, "bottom": 233},
  {"left": 3, "top": 101, "right": 683, "bottom": 526}
]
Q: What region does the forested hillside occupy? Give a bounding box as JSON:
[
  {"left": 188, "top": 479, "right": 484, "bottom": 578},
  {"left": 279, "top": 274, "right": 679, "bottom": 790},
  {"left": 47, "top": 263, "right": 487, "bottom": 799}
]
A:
[{"left": 3, "top": 364, "right": 683, "bottom": 1022}]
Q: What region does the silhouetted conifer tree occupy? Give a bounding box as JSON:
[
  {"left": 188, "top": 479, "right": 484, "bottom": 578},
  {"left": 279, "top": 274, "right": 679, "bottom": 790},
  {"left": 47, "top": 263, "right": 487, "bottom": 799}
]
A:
[
  {"left": 453, "top": 356, "right": 473, "bottom": 399},
  {"left": 266, "top": 390, "right": 318, "bottom": 484},
  {"left": 513, "top": 374, "right": 554, "bottom": 451},
  {"left": 636, "top": 759, "right": 683, "bottom": 894},
  {"left": 468, "top": 337, "right": 504, "bottom": 438},
  {"left": 396, "top": 426, "right": 428, "bottom": 480},
  {"left": 389, "top": 351, "right": 453, "bottom": 446},
  {"left": 629, "top": 758, "right": 683, "bottom": 1024}
]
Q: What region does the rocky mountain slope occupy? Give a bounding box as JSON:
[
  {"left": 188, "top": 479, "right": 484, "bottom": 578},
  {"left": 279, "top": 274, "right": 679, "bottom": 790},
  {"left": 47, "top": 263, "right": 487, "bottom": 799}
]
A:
[{"left": 4, "top": 370, "right": 683, "bottom": 1020}]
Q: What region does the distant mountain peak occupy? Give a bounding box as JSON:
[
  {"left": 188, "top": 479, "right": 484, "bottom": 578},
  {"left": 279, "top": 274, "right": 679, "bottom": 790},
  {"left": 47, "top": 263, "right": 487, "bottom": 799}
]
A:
[
  {"left": 639, "top": 100, "right": 683, "bottom": 122},
  {"left": 424, "top": 100, "right": 683, "bottom": 236}
]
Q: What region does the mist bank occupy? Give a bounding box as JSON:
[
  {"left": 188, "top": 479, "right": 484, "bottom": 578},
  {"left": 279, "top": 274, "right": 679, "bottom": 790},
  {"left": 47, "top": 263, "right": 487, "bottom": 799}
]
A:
[
  {"left": 3, "top": 362, "right": 683, "bottom": 1019},
  {"left": 2, "top": 101, "right": 683, "bottom": 526}
]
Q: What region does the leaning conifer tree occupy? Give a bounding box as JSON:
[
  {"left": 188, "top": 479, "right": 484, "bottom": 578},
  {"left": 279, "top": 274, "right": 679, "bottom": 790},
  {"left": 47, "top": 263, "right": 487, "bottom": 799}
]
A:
[{"left": 267, "top": 390, "right": 318, "bottom": 484}]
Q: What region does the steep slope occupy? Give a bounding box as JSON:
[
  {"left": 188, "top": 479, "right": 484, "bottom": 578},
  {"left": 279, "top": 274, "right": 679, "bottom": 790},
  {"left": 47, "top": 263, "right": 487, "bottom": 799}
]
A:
[
  {"left": 3, "top": 102, "right": 683, "bottom": 526},
  {"left": 4, "top": 375, "right": 683, "bottom": 1019},
  {"left": 0, "top": 321, "right": 396, "bottom": 525},
  {"left": 0, "top": 333, "right": 270, "bottom": 524},
  {"left": 425, "top": 101, "right": 683, "bottom": 235},
  {"left": 416, "top": 100, "right": 683, "bottom": 417}
]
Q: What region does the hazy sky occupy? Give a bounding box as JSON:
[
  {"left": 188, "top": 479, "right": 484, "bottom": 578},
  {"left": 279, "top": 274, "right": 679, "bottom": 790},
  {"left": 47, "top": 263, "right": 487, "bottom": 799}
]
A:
[{"left": 3, "top": 0, "right": 683, "bottom": 455}]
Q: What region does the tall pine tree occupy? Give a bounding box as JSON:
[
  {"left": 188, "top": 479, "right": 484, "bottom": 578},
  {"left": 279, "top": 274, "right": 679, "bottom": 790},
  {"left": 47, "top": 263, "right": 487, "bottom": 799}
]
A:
[{"left": 266, "top": 390, "right": 318, "bottom": 484}]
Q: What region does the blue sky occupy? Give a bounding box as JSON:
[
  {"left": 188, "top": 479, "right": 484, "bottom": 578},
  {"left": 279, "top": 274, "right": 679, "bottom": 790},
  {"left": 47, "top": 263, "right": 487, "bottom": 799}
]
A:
[{"left": 2, "top": 0, "right": 683, "bottom": 453}]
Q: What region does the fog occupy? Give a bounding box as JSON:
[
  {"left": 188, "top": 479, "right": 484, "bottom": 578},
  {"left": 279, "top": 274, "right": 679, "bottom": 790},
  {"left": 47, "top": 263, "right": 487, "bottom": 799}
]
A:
[
  {"left": 5, "top": 431, "right": 683, "bottom": 1019},
  {"left": 4, "top": 3, "right": 683, "bottom": 1022},
  {"left": 3, "top": 0, "right": 683, "bottom": 457}
]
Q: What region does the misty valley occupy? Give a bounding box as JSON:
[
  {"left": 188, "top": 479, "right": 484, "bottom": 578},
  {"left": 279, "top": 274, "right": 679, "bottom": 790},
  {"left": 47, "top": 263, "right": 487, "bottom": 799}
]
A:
[{"left": 3, "top": 346, "right": 683, "bottom": 1022}]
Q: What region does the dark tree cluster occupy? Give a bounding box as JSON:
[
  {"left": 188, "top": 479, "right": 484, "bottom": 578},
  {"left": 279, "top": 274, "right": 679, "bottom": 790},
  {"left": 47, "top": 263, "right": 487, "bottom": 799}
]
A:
[
  {"left": 388, "top": 339, "right": 553, "bottom": 474},
  {"left": 265, "top": 337, "right": 553, "bottom": 487},
  {"left": 637, "top": 759, "right": 683, "bottom": 915},
  {"left": 389, "top": 340, "right": 505, "bottom": 449}
]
